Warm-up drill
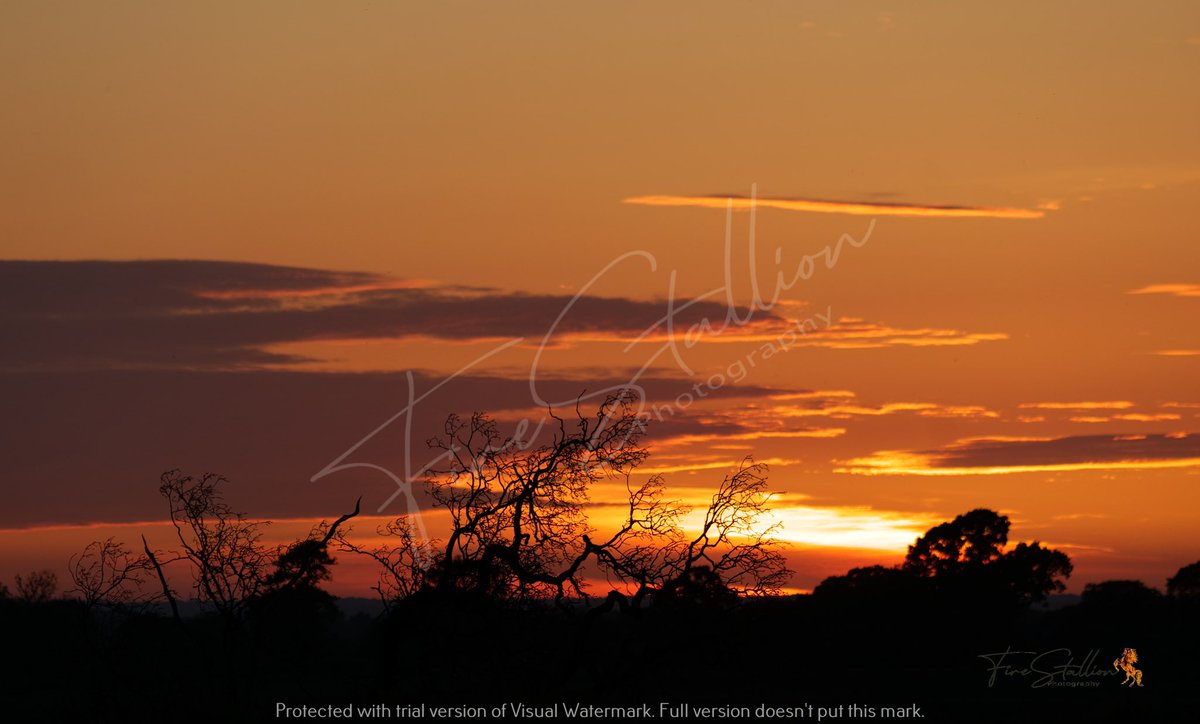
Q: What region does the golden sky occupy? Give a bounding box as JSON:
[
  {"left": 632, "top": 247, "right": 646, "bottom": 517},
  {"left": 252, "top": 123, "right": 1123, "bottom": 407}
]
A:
[{"left": 2, "top": 1, "right": 1199, "bottom": 595}]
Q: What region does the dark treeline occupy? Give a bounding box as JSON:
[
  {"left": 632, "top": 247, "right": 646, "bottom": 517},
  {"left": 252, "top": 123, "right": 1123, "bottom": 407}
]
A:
[{"left": 2, "top": 393, "right": 1196, "bottom": 722}]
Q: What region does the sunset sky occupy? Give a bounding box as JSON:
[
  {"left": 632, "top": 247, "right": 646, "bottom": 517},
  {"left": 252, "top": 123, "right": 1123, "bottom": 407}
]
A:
[{"left": 2, "top": 1, "right": 1199, "bottom": 597}]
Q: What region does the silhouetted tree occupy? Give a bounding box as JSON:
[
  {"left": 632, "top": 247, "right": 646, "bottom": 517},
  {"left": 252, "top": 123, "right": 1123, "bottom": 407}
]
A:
[
  {"left": 659, "top": 565, "right": 737, "bottom": 605},
  {"left": 14, "top": 570, "right": 58, "bottom": 603},
  {"left": 338, "top": 391, "right": 791, "bottom": 609},
  {"left": 1167, "top": 560, "right": 1200, "bottom": 599},
  {"left": 251, "top": 541, "right": 341, "bottom": 627},
  {"left": 251, "top": 498, "right": 360, "bottom": 625},
  {"left": 420, "top": 390, "right": 650, "bottom": 602},
  {"left": 636, "top": 460, "right": 789, "bottom": 602},
  {"left": 813, "top": 564, "right": 921, "bottom": 599},
  {"left": 266, "top": 539, "right": 336, "bottom": 591},
  {"left": 1081, "top": 579, "right": 1162, "bottom": 607},
  {"left": 993, "top": 541, "right": 1073, "bottom": 603},
  {"left": 333, "top": 516, "right": 429, "bottom": 611},
  {"left": 148, "top": 470, "right": 271, "bottom": 700},
  {"left": 158, "top": 470, "right": 270, "bottom": 626},
  {"left": 816, "top": 509, "right": 1071, "bottom": 607},
  {"left": 903, "top": 508, "right": 1009, "bottom": 577},
  {"left": 149, "top": 470, "right": 360, "bottom": 701},
  {"left": 154, "top": 470, "right": 361, "bottom": 625},
  {"left": 265, "top": 497, "right": 359, "bottom": 593},
  {"left": 902, "top": 508, "right": 1071, "bottom": 603},
  {"left": 68, "top": 537, "right": 152, "bottom": 613}
]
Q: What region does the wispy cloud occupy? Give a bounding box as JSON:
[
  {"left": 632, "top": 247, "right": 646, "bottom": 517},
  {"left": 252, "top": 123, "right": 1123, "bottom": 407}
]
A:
[
  {"left": 616, "top": 316, "right": 1006, "bottom": 350},
  {"left": 638, "top": 457, "right": 802, "bottom": 475},
  {"left": 652, "top": 427, "right": 846, "bottom": 449},
  {"left": 1114, "top": 413, "right": 1182, "bottom": 422},
  {"left": 790, "top": 318, "right": 1006, "bottom": 349},
  {"left": 1127, "top": 283, "right": 1200, "bottom": 298},
  {"left": 782, "top": 402, "right": 1000, "bottom": 419},
  {"left": 1018, "top": 401, "right": 1135, "bottom": 410},
  {"left": 624, "top": 194, "right": 1045, "bottom": 219},
  {"left": 685, "top": 392, "right": 1001, "bottom": 428},
  {"left": 1051, "top": 513, "right": 1110, "bottom": 522},
  {"left": 837, "top": 432, "right": 1200, "bottom": 476}
]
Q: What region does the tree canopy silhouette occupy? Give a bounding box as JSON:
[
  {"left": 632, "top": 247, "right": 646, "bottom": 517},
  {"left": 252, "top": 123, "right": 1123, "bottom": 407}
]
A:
[
  {"left": 816, "top": 508, "right": 1071, "bottom": 606},
  {"left": 904, "top": 508, "right": 1071, "bottom": 603},
  {"left": 1081, "top": 579, "right": 1162, "bottom": 607},
  {"left": 903, "top": 508, "right": 1009, "bottom": 576},
  {"left": 1167, "top": 560, "right": 1200, "bottom": 599}
]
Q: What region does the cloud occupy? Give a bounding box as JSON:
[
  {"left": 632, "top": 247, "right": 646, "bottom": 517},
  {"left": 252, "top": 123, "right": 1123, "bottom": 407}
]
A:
[
  {"left": 623, "top": 194, "right": 1045, "bottom": 220},
  {"left": 768, "top": 390, "right": 857, "bottom": 401},
  {"left": 769, "top": 400, "right": 998, "bottom": 421},
  {"left": 1113, "top": 413, "right": 1182, "bottom": 422},
  {"left": 669, "top": 391, "right": 1002, "bottom": 432},
  {"left": 651, "top": 427, "right": 846, "bottom": 449},
  {"left": 1153, "top": 350, "right": 1200, "bottom": 357},
  {"left": 1127, "top": 283, "right": 1200, "bottom": 298},
  {"left": 638, "top": 457, "right": 802, "bottom": 476},
  {"left": 788, "top": 318, "right": 1007, "bottom": 349},
  {"left": 837, "top": 432, "right": 1200, "bottom": 476},
  {"left": 0, "top": 260, "right": 795, "bottom": 371},
  {"left": 1, "top": 260, "right": 1009, "bottom": 371},
  {"left": 1051, "top": 513, "right": 1110, "bottom": 522},
  {"left": 0, "top": 367, "right": 795, "bottom": 527},
  {"left": 632, "top": 392, "right": 1002, "bottom": 463},
  {"left": 625, "top": 318, "right": 1006, "bottom": 350},
  {"left": 0, "top": 259, "right": 385, "bottom": 314},
  {"left": 1018, "top": 401, "right": 1135, "bottom": 410}
]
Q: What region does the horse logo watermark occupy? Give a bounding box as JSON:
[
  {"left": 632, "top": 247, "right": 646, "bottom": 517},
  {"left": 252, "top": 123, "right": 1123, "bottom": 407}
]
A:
[{"left": 1113, "top": 648, "right": 1144, "bottom": 687}]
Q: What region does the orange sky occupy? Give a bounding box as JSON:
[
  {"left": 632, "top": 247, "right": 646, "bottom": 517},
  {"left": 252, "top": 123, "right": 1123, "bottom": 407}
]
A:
[{"left": 2, "top": 1, "right": 1199, "bottom": 597}]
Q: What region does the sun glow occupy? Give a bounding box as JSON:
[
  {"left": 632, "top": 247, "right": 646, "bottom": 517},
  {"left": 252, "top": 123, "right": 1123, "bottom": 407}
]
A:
[{"left": 765, "top": 505, "right": 939, "bottom": 551}]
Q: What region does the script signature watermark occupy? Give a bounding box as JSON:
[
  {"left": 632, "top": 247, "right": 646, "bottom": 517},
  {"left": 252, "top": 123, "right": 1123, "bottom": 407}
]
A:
[
  {"left": 311, "top": 185, "right": 876, "bottom": 559},
  {"left": 979, "top": 647, "right": 1119, "bottom": 688}
]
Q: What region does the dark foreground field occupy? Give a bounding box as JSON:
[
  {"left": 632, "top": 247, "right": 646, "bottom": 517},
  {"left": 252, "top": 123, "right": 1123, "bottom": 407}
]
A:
[{"left": 3, "top": 584, "right": 1194, "bottom": 724}]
